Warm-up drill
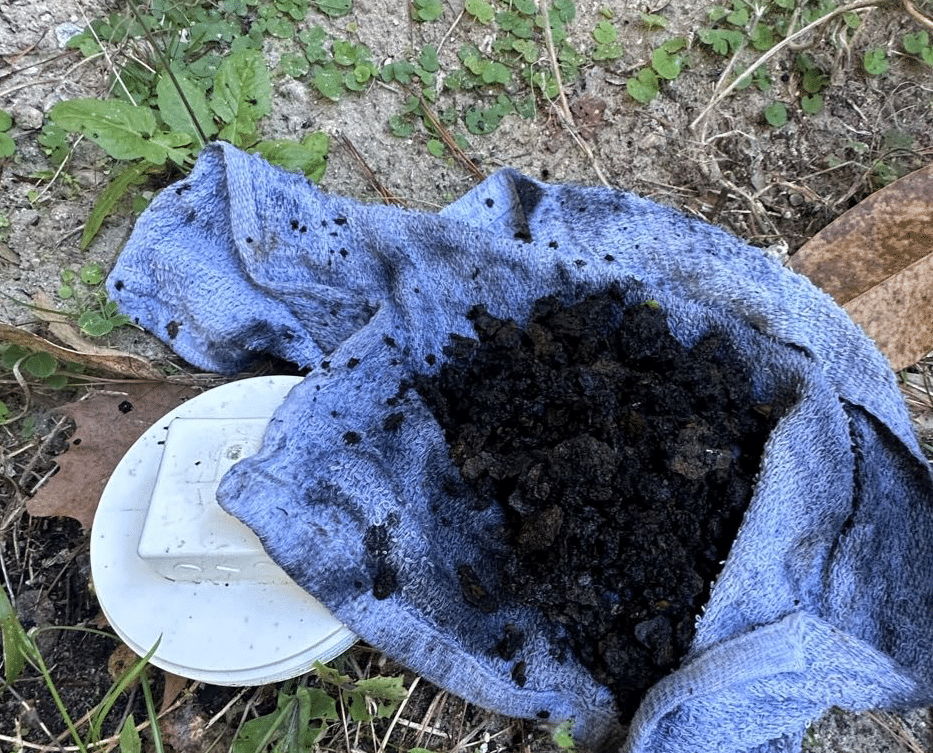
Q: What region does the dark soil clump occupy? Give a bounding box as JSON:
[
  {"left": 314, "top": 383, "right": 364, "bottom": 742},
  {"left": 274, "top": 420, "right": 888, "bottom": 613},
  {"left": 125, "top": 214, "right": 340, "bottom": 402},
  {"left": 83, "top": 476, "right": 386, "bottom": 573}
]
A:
[{"left": 416, "top": 284, "right": 784, "bottom": 720}]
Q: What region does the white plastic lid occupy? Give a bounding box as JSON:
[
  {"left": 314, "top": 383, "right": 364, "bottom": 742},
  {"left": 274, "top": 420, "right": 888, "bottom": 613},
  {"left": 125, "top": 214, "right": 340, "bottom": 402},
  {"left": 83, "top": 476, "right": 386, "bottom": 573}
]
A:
[{"left": 91, "top": 376, "right": 357, "bottom": 685}]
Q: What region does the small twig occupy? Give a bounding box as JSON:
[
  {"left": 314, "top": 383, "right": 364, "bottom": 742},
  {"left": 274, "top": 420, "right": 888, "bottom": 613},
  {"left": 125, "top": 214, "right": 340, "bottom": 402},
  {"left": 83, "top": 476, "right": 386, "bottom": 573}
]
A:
[
  {"left": 118, "top": 50, "right": 157, "bottom": 77},
  {"left": 60, "top": 49, "right": 105, "bottom": 83},
  {"left": 15, "top": 414, "right": 69, "bottom": 490},
  {"left": 0, "top": 29, "right": 50, "bottom": 66},
  {"left": 0, "top": 78, "right": 65, "bottom": 99},
  {"left": 866, "top": 711, "right": 927, "bottom": 753},
  {"left": 546, "top": 100, "right": 612, "bottom": 187},
  {"left": 35, "top": 662, "right": 195, "bottom": 752},
  {"left": 700, "top": 3, "right": 768, "bottom": 142},
  {"left": 0, "top": 49, "right": 75, "bottom": 82},
  {"left": 0, "top": 737, "right": 67, "bottom": 753},
  {"left": 411, "top": 688, "right": 450, "bottom": 749},
  {"left": 710, "top": 173, "right": 781, "bottom": 238},
  {"left": 904, "top": 0, "right": 933, "bottom": 31},
  {"left": 5, "top": 357, "right": 33, "bottom": 425},
  {"left": 715, "top": 5, "right": 766, "bottom": 93},
  {"left": 204, "top": 686, "right": 249, "bottom": 729},
  {"left": 395, "top": 715, "right": 450, "bottom": 739},
  {"left": 39, "top": 543, "right": 82, "bottom": 603},
  {"left": 409, "top": 89, "right": 486, "bottom": 182},
  {"left": 221, "top": 685, "right": 265, "bottom": 751},
  {"left": 27, "top": 464, "right": 60, "bottom": 495},
  {"left": 35, "top": 134, "right": 84, "bottom": 204},
  {"left": 0, "top": 685, "right": 66, "bottom": 752},
  {"left": 337, "top": 685, "right": 353, "bottom": 753},
  {"left": 448, "top": 717, "right": 513, "bottom": 753},
  {"left": 437, "top": 8, "right": 465, "bottom": 56},
  {"left": 125, "top": 2, "right": 206, "bottom": 145},
  {"left": 531, "top": 1, "right": 612, "bottom": 187},
  {"left": 337, "top": 134, "right": 407, "bottom": 206},
  {"left": 377, "top": 676, "right": 419, "bottom": 753},
  {"left": 690, "top": 0, "right": 881, "bottom": 132},
  {"left": 0, "top": 555, "right": 19, "bottom": 637},
  {"left": 536, "top": 0, "right": 574, "bottom": 124},
  {"left": 75, "top": 0, "right": 137, "bottom": 106}
]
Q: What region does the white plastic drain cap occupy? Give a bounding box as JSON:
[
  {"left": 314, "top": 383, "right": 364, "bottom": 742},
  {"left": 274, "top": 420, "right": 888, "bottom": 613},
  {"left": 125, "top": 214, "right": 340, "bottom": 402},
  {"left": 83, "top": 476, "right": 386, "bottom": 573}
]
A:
[{"left": 91, "top": 376, "right": 357, "bottom": 686}]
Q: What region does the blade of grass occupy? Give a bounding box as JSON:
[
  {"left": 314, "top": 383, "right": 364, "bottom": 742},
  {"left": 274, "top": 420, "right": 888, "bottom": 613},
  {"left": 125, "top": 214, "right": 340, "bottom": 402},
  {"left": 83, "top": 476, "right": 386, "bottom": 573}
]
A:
[
  {"left": 248, "top": 695, "right": 298, "bottom": 751},
  {"left": 80, "top": 161, "right": 155, "bottom": 250},
  {"left": 140, "top": 668, "right": 165, "bottom": 753},
  {"left": 0, "top": 586, "right": 38, "bottom": 685},
  {"left": 89, "top": 638, "right": 161, "bottom": 743},
  {"left": 32, "top": 644, "right": 89, "bottom": 752}
]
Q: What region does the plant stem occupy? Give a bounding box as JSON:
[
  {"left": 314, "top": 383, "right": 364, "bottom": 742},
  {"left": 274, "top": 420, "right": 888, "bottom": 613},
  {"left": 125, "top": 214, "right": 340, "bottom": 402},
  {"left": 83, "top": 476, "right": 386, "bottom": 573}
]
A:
[{"left": 690, "top": 0, "right": 881, "bottom": 131}]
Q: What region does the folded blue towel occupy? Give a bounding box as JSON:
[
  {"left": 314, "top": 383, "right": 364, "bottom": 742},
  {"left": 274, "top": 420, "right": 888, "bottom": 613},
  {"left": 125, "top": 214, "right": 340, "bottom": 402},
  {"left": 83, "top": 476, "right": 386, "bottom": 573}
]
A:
[{"left": 107, "top": 142, "right": 933, "bottom": 752}]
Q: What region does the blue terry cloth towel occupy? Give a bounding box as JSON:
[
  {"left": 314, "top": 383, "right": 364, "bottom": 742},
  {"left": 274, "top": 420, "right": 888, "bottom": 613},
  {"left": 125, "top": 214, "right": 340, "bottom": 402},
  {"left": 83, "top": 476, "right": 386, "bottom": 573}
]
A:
[{"left": 107, "top": 142, "right": 933, "bottom": 752}]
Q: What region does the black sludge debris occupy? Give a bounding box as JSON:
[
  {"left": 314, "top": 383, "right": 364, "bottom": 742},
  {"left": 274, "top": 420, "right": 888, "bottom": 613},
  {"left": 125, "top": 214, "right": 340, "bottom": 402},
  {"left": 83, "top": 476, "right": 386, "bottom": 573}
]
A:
[{"left": 415, "top": 283, "right": 785, "bottom": 721}]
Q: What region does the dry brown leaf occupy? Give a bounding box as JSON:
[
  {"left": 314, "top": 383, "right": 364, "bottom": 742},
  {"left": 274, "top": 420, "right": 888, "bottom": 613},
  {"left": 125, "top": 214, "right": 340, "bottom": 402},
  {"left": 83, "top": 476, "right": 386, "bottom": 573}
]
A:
[
  {"left": 108, "top": 643, "right": 142, "bottom": 685},
  {"left": 160, "top": 702, "right": 208, "bottom": 753},
  {"left": 161, "top": 671, "right": 191, "bottom": 713},
  {"left": 32, "top": 290, "right": 122, "bottom": 353},
  {"left": 788, "top": 164, "right": 933, "bottom": 371},
  {"left": 0, "top": 241, "right": 19, "bottom": 265},
  {"left": 0, "top": 321, "right": 167, "bottom": 381},
  {"left": 27, "top": 382, "right": 201, "bottom": 529}
]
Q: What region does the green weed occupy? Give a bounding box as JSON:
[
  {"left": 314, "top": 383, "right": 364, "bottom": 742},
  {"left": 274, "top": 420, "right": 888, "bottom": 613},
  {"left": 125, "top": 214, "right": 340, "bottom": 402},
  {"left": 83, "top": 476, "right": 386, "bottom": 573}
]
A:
[
  {"left": 903, "top": 30, "right": 933, "bottom": 65},
  {"left": 626, "top": 37, "right": 686, "bottom": 104},
  {"left": 3, "top": 576, "right": 425, "bottom": 753},
  {"left": 412, "top": 0, "right": 444, "bottom": 22},
  {"left": 57, "top": 262, "right": 131, "bottom": 337},
  {"left": 1, "top": 586, "right": 162, "bottom": 753},
  {"left": 36, "top": 123, "right": 70, "bottom": 167},
  {"left": 0, "top": 109, "right": 14, "bottom": 158},
  {"left": 382, "top": 0, "right": 609, "bottom": 154},
  {"left": 670, "top": 0, "right": 929, "bottom": 128},
  {"left": 592, "top": 21, "right": 624, "bottom": 61},
  {"left": 0, "top": 343, "right": 85, "bottom": 396},
  {"left": 763, "top": 100, "right": 789, "bottom": 127},
  {"left": 50, "top": 1, "right": 332, "bottom": 248},
  {"left": 825, "top": 128, "right": 921, "bottom": 191},
  {"left": 863, "top": 47, "right": 889, "bottom": 75},
  {"left": 155, "top": 658, "right": 412, "bottom": 753},
  {"left": 552, "top": 719, "right": 577, "bottom": 750}
]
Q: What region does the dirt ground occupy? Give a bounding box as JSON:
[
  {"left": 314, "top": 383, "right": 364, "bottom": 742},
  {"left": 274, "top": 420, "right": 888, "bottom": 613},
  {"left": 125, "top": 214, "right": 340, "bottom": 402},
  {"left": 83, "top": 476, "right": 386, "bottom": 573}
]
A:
[{"left": 1, "top": 0, "right": 933, "bottom": 750}]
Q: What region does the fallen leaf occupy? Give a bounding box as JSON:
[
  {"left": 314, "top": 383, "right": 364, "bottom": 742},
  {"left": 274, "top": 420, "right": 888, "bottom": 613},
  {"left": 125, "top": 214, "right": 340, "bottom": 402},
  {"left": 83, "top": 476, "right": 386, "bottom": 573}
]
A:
[
  {"left": 108, "top": 642, "right": 142, "bottom": 685},
  {"left": 160, "top": 701, "right": 208, "bottom": 753},
  {"left": 569, "top": 96, "right": 607, "bottom": 139},
  {"left": 0, "top": 241, "right": 19, "bottom": 265},
  {"left": 787, "top": 164, "right": 933, "bottom": 371},
  {"left": 0, "top": 322, "right": 166, "bottom": 381},
  {"left": 161, "top": 671, "right": 190, "bottom": 713},
  {"left": 32, "top": 290, "right": 125, "bottom": 353},
  {"left": 27, "top": 383, "right": 201, "bottom": 529}
]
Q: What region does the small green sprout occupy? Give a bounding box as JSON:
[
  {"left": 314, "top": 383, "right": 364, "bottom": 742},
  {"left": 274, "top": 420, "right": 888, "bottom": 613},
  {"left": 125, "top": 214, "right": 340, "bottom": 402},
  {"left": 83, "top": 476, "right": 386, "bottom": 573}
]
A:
[
  {"left": 764, "top": 101, "right": 789, "bottom": 127},
  {"left": 592, "top": 21, "right": 623, "bottom": 60},
  {"left": 412, "top": 0, "right": 443, "bottom": 21},
  {"left": 552, "top": 719, "right": 577, "bottom": 750},
  {"left": 863, "top": 47, "right": 889, "bottom": 76},
  {"left": 764, "top": 102, "right": 787, "bottom": 128}
]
